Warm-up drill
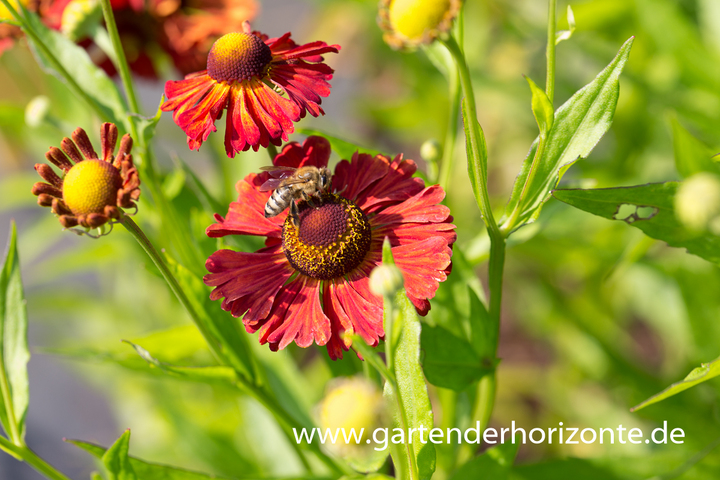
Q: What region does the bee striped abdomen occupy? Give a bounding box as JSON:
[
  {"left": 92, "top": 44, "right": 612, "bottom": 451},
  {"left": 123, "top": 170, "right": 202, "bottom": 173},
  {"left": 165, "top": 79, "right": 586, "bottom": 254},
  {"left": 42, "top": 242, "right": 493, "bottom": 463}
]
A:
[{"left": 265, "top": 187, "right": 292, "bottom": 217}]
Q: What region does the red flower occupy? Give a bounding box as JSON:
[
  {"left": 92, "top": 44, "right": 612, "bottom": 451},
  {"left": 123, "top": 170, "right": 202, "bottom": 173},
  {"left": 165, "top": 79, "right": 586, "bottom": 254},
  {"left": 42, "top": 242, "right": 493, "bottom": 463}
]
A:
[
  {"left": 204, "top": 136, "right": 455, "bottom": 359},
  {"left": 161, "top": 22, "right": 339, "bottom": 157},
  {"left": 37, "top": 0, "right": 258, "bottom": 78}
]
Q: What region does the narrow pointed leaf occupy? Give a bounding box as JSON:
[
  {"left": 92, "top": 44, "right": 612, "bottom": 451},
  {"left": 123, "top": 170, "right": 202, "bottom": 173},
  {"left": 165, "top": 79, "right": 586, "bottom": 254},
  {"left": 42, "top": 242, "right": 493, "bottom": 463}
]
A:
[
  {"left": 21, "top": 6, "right": 126, "bottom": 127},
  {"left": 671, "top": 119, "right": 720, "bottom": 178},
  {"left": 526, "top": 76, "right": 554, "bottom": 137},
  {"left": 0, "top": 222, "right": 30, "bottom": 441},
  {"left": 553, "top": 182, "right": 720, "bottom": 266},
  {"left": 505, "top": 37, "right": 634, "bottom": 230},
  {"left": 102, "top": 430, "right": 137, "bottom": 480},
  {"left": 631, "top": 356, "right": 720, "bottom": 411}
]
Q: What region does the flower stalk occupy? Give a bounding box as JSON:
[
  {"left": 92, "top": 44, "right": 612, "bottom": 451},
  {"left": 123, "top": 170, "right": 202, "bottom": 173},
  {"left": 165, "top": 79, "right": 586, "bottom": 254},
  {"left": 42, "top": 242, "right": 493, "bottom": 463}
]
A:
[{"left": 0, "top": 437, "right": 72, "bottom": 480}]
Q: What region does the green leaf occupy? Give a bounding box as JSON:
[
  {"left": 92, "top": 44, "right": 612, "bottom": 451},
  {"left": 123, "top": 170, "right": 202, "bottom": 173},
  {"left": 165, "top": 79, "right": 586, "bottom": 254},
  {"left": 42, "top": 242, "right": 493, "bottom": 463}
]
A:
[
  {"left": 671, "top": 119, "right": 720, "bottom": 178},
  {"left": 102, "top": 430, "right": 138, "bottom": 480},
  {"left": 449, "top": 440, "right": 519, "bottom": 480},
  {"left": 468, "top": 287, "right": 495, "bottom": 360},
  {"left": 511, "top": 458, "right": 623, "bottom": 480},
  {"left": 70, "top": 438, "right": 234, "bottom": 480},
  {"left": 421, "top": 325, "right": 494, "bottom": 391},
  {"left": 555, "top": 5, "right": 576, "bottom": 44},
  {"left": 461, "top": 98, "right": 490, "bottom": 219},
  {"left": 385, "top": 291, "right": 436, "bottom": 480},
  {"left": 631, "top": 355, "right": 720, "bottom": 411},
  {"left": 21, "top": 5, "right": 127, "bottom": 127},
  {"left": 0, "top": 222, "right": 30, "bottom": 441},
  {"left": 122, "top": 340, "right": 239, "bottom": 385},
  {"left": 504, "top": 37, "right": 634, "bottom": 231},
  {"left": 339, "top": 475, "right": 394, "bottom": 480},
  {"left": 72, "top": 437, "right": 334, "bottom": 480},
  {"left": 525, "top": 76, "right": 554, "bottom": 137},
  {"left": 552, "top": 182, "right": 720, "bottom": 266},
  {"left": 297, "top": 128, "right": 383, "bottom": 160}
]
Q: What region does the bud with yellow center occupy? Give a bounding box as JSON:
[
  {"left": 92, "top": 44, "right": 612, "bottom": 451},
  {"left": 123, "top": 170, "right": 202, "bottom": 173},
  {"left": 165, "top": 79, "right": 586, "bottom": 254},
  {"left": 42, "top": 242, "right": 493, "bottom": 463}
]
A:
[{"left": 378, "top": 0, "right": 462, "bottom": 50}]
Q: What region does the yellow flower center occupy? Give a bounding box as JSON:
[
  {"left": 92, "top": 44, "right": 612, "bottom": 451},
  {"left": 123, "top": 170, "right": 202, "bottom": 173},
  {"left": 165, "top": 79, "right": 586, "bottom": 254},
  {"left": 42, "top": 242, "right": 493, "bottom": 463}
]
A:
[
  {"left": 282, "top": 194, "right": 372, "bottom": 280},
  {"left": 207, "top": 32, "right": 273, "bottom": 83},
  {"left": 388, "top": 0, "right": 451, "bottom": 40},
  {"left": 0, "top": 0, "right": 29, "bottom": 21},
  {"left": 62, "top": 159, "right": 122, "bottom": 216}
]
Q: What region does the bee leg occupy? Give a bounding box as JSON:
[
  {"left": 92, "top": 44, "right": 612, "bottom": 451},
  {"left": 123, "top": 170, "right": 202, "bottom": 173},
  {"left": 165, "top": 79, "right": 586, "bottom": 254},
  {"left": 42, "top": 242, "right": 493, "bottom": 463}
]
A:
[
  {"left": 302, "top": 191, "right": 318, "bottom": 209},
  {"left": 289, "top": 200, "right": 300, "bottom": 228}
]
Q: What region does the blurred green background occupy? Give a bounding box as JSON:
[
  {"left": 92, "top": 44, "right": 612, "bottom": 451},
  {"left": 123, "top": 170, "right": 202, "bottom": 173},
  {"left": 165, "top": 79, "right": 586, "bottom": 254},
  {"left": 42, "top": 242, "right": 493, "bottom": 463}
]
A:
[{"left": 1, "top": 0, "right": 720, "bottom": 479}]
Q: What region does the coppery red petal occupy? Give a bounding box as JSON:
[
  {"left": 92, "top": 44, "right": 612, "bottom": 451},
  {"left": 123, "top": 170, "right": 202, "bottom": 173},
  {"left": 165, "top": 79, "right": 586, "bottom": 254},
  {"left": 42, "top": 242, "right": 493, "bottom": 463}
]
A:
[
  {"left": 265, "top": 277, "right": 330, "bottom": 349},
  {"left": 273, "top": 136, "right": 331, "bottom": 168},
  {"left": 206, "top": 173, "right": 284, "bottom": 238},
  {"left": 204, "top": 245, "right": 293, "bottom": 324}
]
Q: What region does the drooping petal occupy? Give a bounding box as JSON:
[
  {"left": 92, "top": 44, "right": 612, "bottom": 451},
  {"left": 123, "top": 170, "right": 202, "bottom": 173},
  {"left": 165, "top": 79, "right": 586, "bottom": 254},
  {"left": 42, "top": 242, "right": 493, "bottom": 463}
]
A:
[
  {"left": 204, "top": 244, "right": 293, "bottom": 325},
  {"left": 391, "top": 236, "right": 453, "bottom": 315},
  {"left": 162, "top": 73, "right": 231, "bottom": 151},
  {"left": 254, "top": 276, "right": 331, "bottom": 350}
]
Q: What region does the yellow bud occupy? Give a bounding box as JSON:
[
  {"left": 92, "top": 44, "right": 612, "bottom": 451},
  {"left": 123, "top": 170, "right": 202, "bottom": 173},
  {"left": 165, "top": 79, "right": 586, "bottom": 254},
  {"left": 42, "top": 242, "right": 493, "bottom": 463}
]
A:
[
  {"left": 369, "top": 264, "right": 404, "bottom": 298},
  {"left": 61, "top": 0, "right": 102, "bottom": 41},
  {"left": 379, "top": 0, "right": 461, "bottom": 50},
  {"left": 420, "top": 139, "right": 442, "bottom": 164},
  {"left": 317, "top": 377, "right": 388, "bottom": 459},
  {"left": 675, "top": 172, "right": 720, "bottom": 232}
]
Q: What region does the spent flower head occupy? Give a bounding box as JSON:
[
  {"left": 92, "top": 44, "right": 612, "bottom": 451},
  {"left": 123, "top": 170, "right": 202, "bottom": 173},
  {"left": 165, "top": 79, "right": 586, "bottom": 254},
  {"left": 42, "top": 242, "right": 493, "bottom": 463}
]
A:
[
  {"left": 31, "top": 123, "right": 140, "bottom": 235},
  {"left": 162, "top": 22, "right": 340, "bottom": 157}
]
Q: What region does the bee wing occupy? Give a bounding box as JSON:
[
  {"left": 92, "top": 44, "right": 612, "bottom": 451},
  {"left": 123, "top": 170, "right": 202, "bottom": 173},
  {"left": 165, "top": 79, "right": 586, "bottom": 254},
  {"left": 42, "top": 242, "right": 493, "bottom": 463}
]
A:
[
  {"left": 260, "top": 166, "right": 297, "bottom": 177},
  {"left": 259, "top": 166, "right": 297, "bottom": 191}
]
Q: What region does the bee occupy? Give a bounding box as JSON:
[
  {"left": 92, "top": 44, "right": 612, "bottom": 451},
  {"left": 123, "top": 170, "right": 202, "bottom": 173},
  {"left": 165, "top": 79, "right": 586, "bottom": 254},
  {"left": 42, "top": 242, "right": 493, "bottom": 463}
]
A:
[{"left": 259, "top": 165, "right": 332, "bottom": 227}]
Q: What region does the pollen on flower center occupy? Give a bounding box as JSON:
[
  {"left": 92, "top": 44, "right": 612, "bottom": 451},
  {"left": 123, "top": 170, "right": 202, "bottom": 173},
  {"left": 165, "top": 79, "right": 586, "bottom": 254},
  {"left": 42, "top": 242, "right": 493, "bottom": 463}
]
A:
[
  {"left": 207, "top": 32, "right": 273, "bottom": 83},
  {"left": 282, "top": 194, "right": 372, "bottom": 280},
  {"left": 62, "top": 159, "right": 122, "bottom": 216}
]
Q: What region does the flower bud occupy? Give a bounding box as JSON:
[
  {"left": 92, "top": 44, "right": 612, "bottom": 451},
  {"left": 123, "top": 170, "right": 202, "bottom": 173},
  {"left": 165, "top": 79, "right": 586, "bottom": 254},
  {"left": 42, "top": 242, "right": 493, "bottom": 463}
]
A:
[
  {"left": 378, "top": 0, "right": 461, "bottom": 50},
  {"left": 675, "top": 172, "right": 720, "bottom": 232},
  {"left": 60, "top": 0, "right": 102, "bottom": 42},
  {"left": 317, "top": 377, "right": 388, "bottom": 459},
  {"left": 25, "top": 96, "right": 50, "bottom": 128},
  {"left": 369, "top": 264, "right": 404, "bottom": 298},
  {"left": 420, "top": 138, "right": 442, "bottom": 164}
]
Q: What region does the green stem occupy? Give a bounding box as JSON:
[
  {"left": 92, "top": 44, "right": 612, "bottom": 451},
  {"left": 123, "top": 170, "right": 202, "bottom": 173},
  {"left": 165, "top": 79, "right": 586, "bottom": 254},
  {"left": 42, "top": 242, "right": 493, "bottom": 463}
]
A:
[
  {"left": 546, "top": 0, "right": 557, "bottom": 105},
  {"left": 119, "top": 216, "right": 223, "bottom": 363},
  {"left": 442, "top": 35, "right": 502, "bottom": 242},
  {"left": 98, "top": 0, "right": 141, "bottom": 116},
  {"left": 0, "top": 0, "right": 106, "bottom": 120},
  {"left": 443, "top": 33, "right": 508, "bottom": 460},
  {"left": 0, "top": 358, "right": 21, "bottom": 445},
  {"left": 267, "top": 143, "right": 279, "bottom": 162},
  {"left": 439, "top": 70, "right": 460, "bottom": 191},
  {"left": 0, "top": 438, "right": 72, "bottom": 480}
]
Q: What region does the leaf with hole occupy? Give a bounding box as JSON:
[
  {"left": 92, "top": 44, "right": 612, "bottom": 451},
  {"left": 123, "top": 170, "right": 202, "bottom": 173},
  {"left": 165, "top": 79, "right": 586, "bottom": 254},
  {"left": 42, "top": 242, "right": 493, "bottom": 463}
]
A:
[{"left": 553, "top": 182, "right": 720, "bottom": 266}]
